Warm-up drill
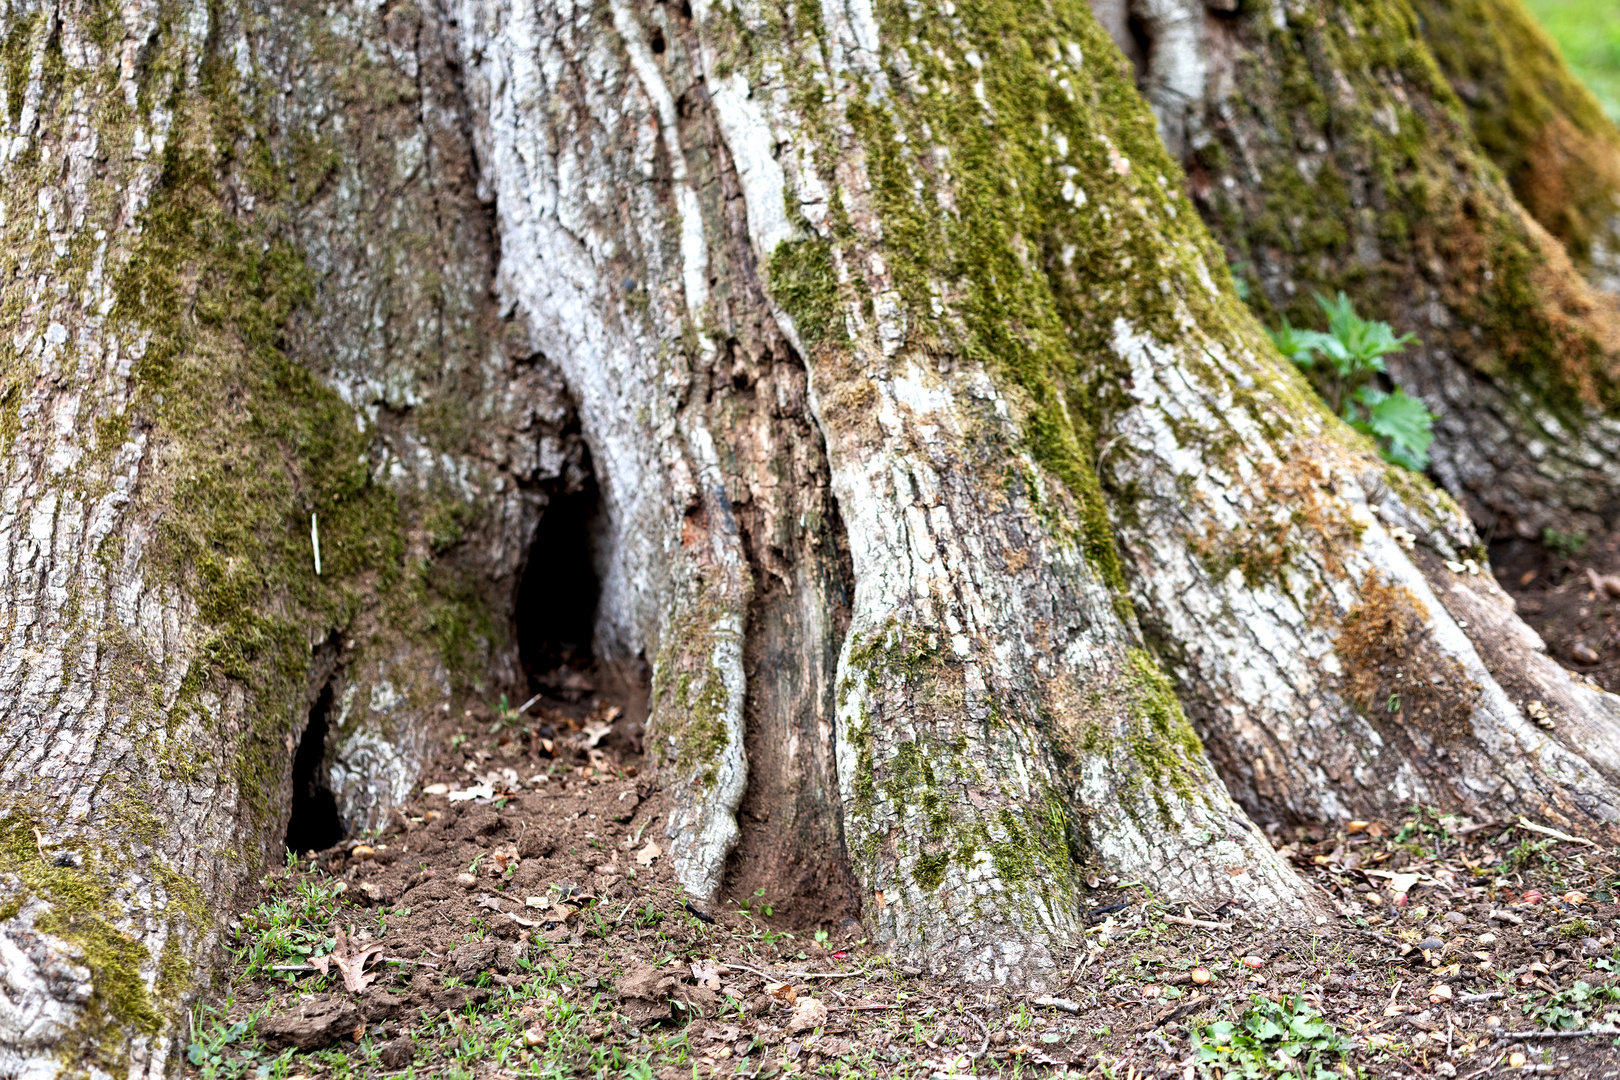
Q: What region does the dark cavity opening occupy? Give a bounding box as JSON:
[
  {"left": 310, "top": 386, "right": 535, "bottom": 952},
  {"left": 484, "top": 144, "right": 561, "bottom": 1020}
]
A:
[
  {"left": 285, "top": 681, "right": 344, "bottom": 854},
  {"left": 1124, "top": 13, "right": 1152, "bottom": 82},
  {"left": 515, "top": 459, "right": 603, "bottom": 697}
]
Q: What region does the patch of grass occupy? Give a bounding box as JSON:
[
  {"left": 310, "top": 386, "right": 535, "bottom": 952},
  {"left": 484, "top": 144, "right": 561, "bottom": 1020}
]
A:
[
  {"left": 1192, "top": 994, "right": 1349, "bottom": 1079},
  {"left": 184, "top": 1000, "right": 292, "bottom": 1079},
  {"left": 232, "top": 877, "right": 347, "bottom": 980},
  {"left": 1523, "top": 979, "right": 1620, "bottom": 1030},
  {"left": 1542, "top": 526, "right": 1588, "bottom": 559}
]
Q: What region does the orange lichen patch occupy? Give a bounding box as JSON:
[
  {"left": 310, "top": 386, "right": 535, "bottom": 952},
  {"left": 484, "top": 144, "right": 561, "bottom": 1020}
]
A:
[
  {"left": 1334, "top": 573, "right": 1480, "bottom": 741},
  {"left": 1516, "top": 206, "right": 1620, "bottom": 402},
  {"left": 1189, "top": 451, "right": 1364, "bottom": 591}
]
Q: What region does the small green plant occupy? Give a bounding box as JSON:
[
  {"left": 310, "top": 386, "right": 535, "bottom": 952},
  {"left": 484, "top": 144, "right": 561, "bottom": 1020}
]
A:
[
  {"left": 1270, "top": 292, "right": 1433, "bottom": 471},
  {"left": 1192, "top": 994, "right": 1349, "bottom": 1079},
  {"left": 1524, "top": 980, "right": 1620, "bottom": 1030},
  {"left": 634, "top": 903, "right": 665, "bottom": 929},
  {"left": 1543, "top": 527, "right": 1589, "bottom": 559},
  {"left": 741, "top": 887, "right": 774, "bottom": 917},
  {"left": 233, "top": 877, "right": 347, "bottom": 980},
  {"left": 1499, "top": 837, "right": 1557, "bottom": 874},
  {"left": 489, "top": 693, "right": 527, "bottom": 733}
]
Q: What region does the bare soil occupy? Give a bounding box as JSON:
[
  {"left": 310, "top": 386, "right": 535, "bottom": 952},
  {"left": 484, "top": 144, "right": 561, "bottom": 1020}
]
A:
[
  {"left": 1492, "top": 532, "right": 1620, "bottom": 692},
  {"left": 187, "top": 671, "right": 1620, "bottom": 1080}
]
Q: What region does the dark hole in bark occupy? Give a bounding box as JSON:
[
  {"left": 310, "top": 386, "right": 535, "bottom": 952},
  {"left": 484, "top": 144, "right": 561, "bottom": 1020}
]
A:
[
  {"left": 649, "top": 26, "right": 666, "bottom": 53},
  {"left": 515, "top": 457, "right": 603, "bottom": 694},
  {"left": 1124, "top": 13, "right": 1152, "bottom": 82},
  {"left": 285, "top": 681, "right": 344, "bottom": 854}
]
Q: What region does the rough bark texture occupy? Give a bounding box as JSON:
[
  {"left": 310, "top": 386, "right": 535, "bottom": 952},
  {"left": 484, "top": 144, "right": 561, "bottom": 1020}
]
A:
[
  {"left": 1100, "top": 0, "right": 1620, "bottom": 542},
  {"left": 9, "top": 0, "right": 1620, "bottom": 1069},
  {"left": 0, "top": 0, "right": 581, "bottom": 1071}
]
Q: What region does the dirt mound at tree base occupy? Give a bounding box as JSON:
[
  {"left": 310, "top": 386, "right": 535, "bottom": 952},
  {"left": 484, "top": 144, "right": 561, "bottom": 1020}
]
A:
[{"left": 190, "top": 711, "right": 1620, "bottom": 1078}]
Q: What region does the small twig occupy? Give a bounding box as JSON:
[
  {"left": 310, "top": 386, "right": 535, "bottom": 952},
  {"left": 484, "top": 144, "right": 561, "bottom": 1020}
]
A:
[
  {"left": 270, "top": 956, "right": 436, "bottom": 974},
  {"left": 516, "top": 692, "right": 544, "bottom": 716},
  {"left": 1515, "top": 816, "right": 1597, "bottom": 848},
  {"left": 721, "top": 962, "right": 866, "bottom": 980},
  {"left": 829, "top": 1004, "right": 898, "bottom": 1012},
  {"left": 1460, "top": 991, "right": 1506, "bottom": 1003},
  {"left": 1459, "top": 1050, "right": 1507, "bottom": 1080},
  {"left": 1032, "top": 995, "right": 1082, "bottom": 1014},
  {"left": 1163, "top": 914, "right": 1233, "bottom": 931},
  {"left": 963, "top": 1008, "right": 990, "bottom": 1061},
  {"left": 1494, "top": 1029, "right": 1615, "bottom": 1040}
]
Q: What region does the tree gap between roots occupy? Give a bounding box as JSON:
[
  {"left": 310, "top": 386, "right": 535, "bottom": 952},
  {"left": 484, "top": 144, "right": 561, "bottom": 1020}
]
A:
[
  {"left": 285, "top": 680, "right": 344, "bottom": 855},
  {"left": 514, "top": 462, "right": 604, "bottom": 695}
]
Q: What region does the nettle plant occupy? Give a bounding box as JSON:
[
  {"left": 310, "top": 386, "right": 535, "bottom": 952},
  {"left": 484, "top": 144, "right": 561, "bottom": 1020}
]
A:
[{"left": 1270, "top": 293, "right": 1436, "bottom": 471}]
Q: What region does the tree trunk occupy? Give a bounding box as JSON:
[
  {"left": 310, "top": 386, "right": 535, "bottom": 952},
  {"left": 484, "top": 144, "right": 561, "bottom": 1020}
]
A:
[
  {"left": 1410, "top": 0, "right": 1620, "bottom": 296},
  {"left": 1100, "top": 0, "right": 1620, "bottom": 542},
  {"left": 7, "top": 0, "right": 1620, "bottom": 1070}
]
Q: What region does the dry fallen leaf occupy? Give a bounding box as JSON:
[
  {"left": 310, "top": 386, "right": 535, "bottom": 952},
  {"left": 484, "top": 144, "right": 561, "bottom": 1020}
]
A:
[
  {"left": 448, "top": 782, "right": 495, "bottom": 802},
  {"left": 422, "top": 783, "right": 449, "bottom": 796},
  {"left": 636, "top": 841, "right": 662, "bottom": 866},
  {"left": 691, "top": 959, "right": 723, "bottom": 991},
  {"left": 328, "top": 927, "right": 386, "bottom": 993},
  {"left": 765, "top": 980, "right": 798, "bottom": 1005},
  {"left": 581, "top": 720, "right": 613, "bottom": 749},
  {"left": 786, "top": 996, "right": 827, "bottom": 1035}
]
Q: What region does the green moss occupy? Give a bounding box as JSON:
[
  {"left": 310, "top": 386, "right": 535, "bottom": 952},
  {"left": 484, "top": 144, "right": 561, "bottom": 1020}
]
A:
[
  {"left": 649, "top": 590, "right": 740, "bottom": 787},
  {"left": 1412, "top": 0, "right": 1620, "bottom": 271},
  {"left": 767, "top": 237, "right": 840, "bottom": 347},
  {"left": 1122, "top": 648, "right": 1207, "bottom": 821},
  {"left": 3, "top": 11, "right": 37, "bottom": 126},
  {"left": 0, "top": 812, "right": 208, "bottom": 1060},
  {"left": 154, "top": 935, "right": 189, "bottom": 1002},
  {"left": 1197, "top": 0, "right": 1620, "bottom": 429}
]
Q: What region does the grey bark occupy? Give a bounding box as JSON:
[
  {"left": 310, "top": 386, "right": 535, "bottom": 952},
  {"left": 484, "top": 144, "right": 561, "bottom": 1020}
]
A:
[{"left": 4, "top": 0, "right": 1620, "bottom": 1070}]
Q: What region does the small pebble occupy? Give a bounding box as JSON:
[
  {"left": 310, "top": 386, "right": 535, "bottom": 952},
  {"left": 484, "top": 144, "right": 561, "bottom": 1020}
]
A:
[
  {"left": 1573, "top": 641, "right": 1600, "bottom": 665},
  {"left": 457, "top": 872, "right": 478, "bottom": 889},
  {"left": 1508, "top": 1051, "right": 1526, "bottom": 1067},
  {"left": 1191, "top": 967, "right": 1212, "bottom": 985},
  {"left": 1429, "top": 983, "right": 1453, "bottom": 1003},
  {"left": 1485, "top": 1016, "right": 1502, "bottom": 1029},
  {"left": 350, "top": 845, "right": 375, "bottom": 861}
]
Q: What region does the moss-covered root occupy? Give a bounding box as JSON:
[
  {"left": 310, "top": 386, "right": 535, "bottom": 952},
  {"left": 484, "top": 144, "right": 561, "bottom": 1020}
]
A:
[
  {"left": 1173, "top": 0, "right": 1620, "bottom": 538},
  {"left": 648, "top": 582, "right": 752, "bottom": 902},
  {"left": 1411, "top": 0, "right": 1620, "bottom": 292}
]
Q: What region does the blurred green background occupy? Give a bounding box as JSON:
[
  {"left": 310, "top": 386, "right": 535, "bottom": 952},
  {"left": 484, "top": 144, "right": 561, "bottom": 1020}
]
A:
[{"left": 1524, "top": 0, "right": 1620, "bottom": 119}]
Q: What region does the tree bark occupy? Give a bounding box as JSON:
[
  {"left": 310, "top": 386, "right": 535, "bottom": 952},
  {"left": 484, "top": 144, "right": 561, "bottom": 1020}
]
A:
[
  {"left": 7, "top": 0, "right": 1620, "bottom": 1070},
  {"left": 1100, "top": 0, "right": 1620, "bottom": 542},
  {"left": 1410, "top": 0, "right": 1620, "bottom": 296}
]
